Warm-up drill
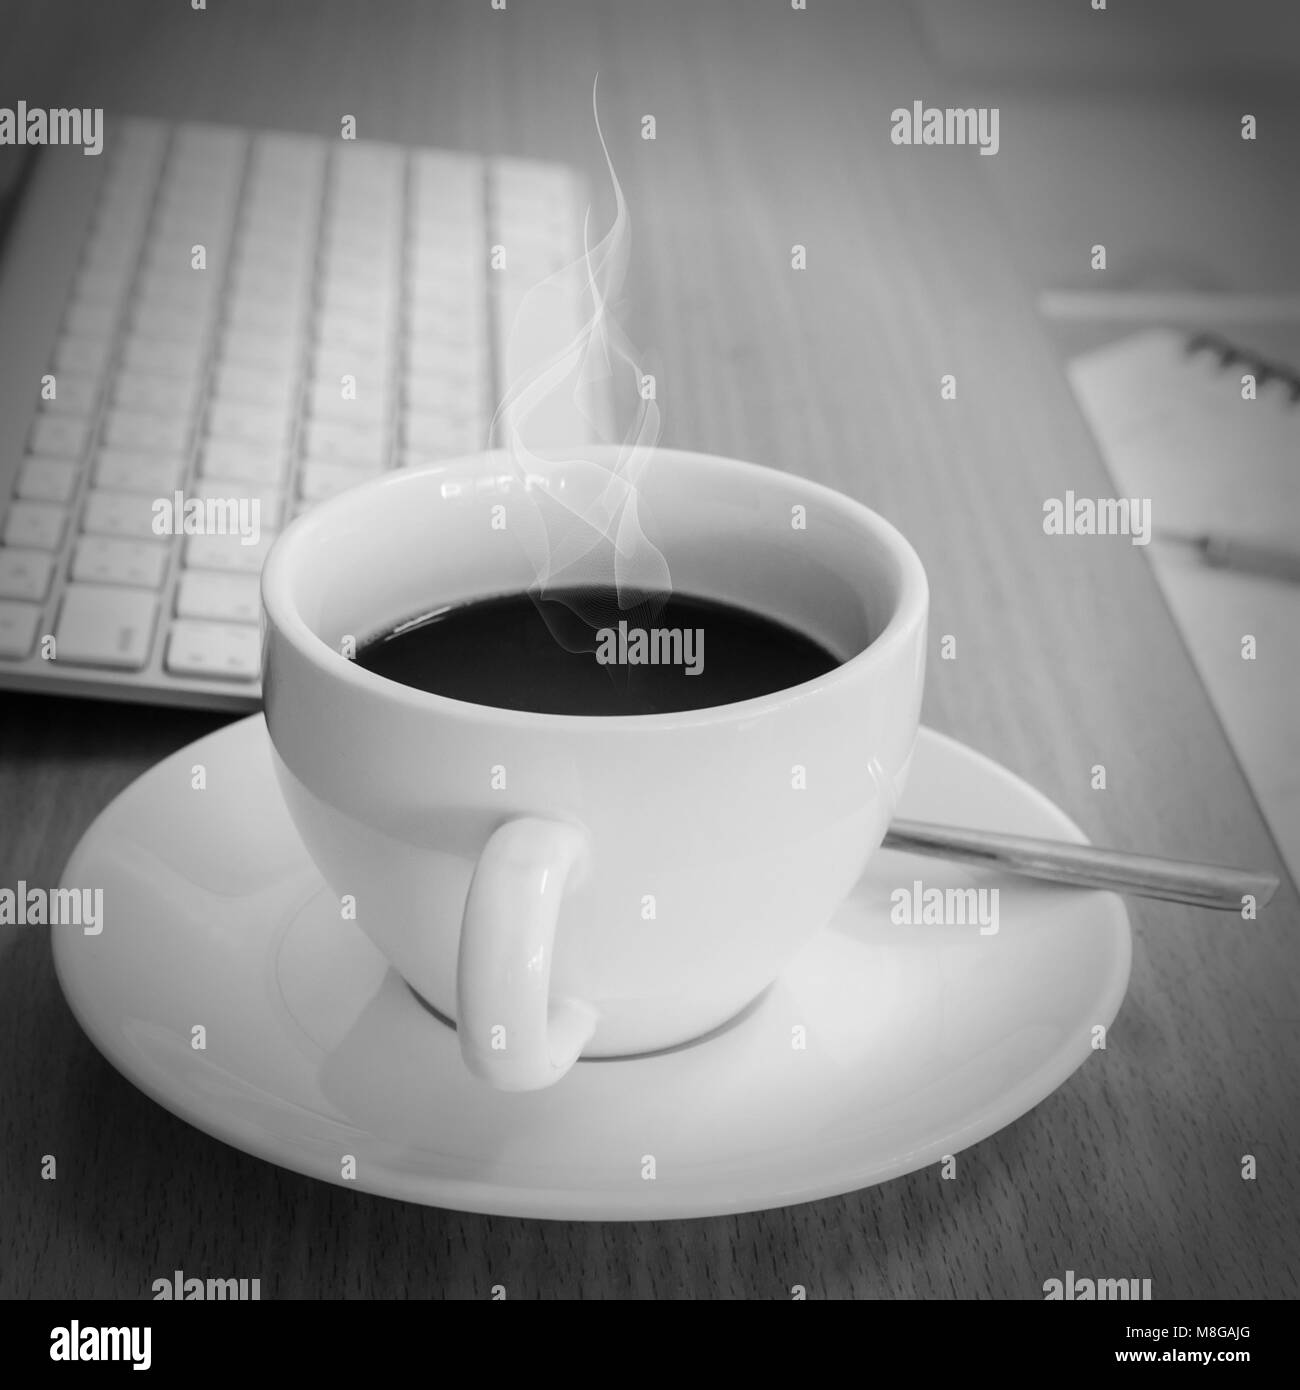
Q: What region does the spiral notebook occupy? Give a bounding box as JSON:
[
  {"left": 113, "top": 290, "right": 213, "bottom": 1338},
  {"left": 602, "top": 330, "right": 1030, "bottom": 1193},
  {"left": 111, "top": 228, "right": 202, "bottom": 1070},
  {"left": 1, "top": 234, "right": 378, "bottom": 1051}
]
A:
[{"left": 1067, "top": 328, "right": 1300, "bottom": 887}]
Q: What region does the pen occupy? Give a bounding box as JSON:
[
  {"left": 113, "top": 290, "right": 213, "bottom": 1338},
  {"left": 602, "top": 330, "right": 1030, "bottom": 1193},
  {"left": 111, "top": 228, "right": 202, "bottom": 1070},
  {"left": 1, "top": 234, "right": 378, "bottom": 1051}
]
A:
[
  {"left": 1038, "top": 289, "right": 1300, "bottom": 325},
  {"left": 1158, "top": 530, "right": 1300, "bottom": 584}
]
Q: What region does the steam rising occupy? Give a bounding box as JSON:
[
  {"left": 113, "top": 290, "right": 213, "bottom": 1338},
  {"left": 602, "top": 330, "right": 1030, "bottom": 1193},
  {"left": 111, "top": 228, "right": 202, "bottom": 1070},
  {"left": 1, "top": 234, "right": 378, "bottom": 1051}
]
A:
[{"left": 490, "top": 77, "right": 668, "bottom": 647}]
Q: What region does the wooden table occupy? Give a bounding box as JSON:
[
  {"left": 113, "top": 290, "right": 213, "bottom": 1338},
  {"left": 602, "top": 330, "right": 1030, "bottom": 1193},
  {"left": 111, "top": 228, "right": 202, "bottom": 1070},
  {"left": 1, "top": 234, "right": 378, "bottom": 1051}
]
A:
[{"left": 1, "top": 0, "right": 1295, "bottom": 1299}]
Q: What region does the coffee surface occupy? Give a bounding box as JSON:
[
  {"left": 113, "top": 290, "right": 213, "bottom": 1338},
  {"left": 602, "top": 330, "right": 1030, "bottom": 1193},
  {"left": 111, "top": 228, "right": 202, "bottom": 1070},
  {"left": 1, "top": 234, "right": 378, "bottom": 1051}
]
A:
[{"left": 355, "top": 587, "right": 840, "bottom": 715}]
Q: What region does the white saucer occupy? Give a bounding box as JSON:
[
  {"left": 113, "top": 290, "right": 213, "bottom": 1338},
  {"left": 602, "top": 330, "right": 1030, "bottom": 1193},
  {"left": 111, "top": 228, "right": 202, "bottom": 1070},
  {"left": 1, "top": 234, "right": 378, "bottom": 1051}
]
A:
[{"left": 54, "top": 715, "right": 1130, "bottom": 1220}]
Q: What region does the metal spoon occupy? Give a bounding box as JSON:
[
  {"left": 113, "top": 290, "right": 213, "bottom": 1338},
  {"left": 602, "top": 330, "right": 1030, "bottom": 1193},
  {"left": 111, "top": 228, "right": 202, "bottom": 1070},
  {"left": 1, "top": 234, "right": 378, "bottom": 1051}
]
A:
[{"left": 883, "top": 820, "right": 1280, "bottom": 911}]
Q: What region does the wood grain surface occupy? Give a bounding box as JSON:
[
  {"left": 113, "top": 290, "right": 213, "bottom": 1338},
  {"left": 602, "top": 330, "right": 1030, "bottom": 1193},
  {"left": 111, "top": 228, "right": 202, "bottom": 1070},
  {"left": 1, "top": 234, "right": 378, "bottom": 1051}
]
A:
[{"left": 0, "top": 0, "right": 1296, "bottom": 1299}]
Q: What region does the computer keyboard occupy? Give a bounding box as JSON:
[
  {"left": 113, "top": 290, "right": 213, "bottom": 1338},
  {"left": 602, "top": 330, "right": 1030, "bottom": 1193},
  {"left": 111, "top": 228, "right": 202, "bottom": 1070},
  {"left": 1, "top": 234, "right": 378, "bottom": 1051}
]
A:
[{"left": 0, "top": 116, "right": 597, "bottom": 709}]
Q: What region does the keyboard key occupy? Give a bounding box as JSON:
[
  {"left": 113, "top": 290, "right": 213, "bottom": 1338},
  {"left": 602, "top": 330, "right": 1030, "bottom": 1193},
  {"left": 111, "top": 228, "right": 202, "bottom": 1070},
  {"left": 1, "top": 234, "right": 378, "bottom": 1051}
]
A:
[
  {"left": 135, "top": 270, "right": 219, "bottom": 310},
  {"left": 402, "top": 413, "right": 483, "bottom": 455},
  {"left": 54, "top": 585, "right": 158, "bottom": 669},
  {"left": 93, "top": 449, "right": 185, "bottom": 494},
  {"left": 410, "top": 300, "right": 489, "bottom": 343},
  {"left": 117, "top": 113, "right": 167, "bottom": 143},
  {"left": 98, "top": 185, "right": 155, "bottom": 221},
  {"left": 301, "top": 418, "right": 388, "bottom": 465},
  {"left": 252, "top": 129, "right": 326, "bottom": 166},
  {"left": 412, "top": 147, "right": 482, "bottom": 182},
  {"left": 98, "top": 190, "right": 157, "bottom": 223},
  {"left": 403, "top": 341, "right": 487, "bottom": 381},
  {"left": 54, "top": 334, "right": 113, "bottom": 378},
  {"left": 131, "top": 301, "right": 212, "bottom": 342},
  {"left": 169, "top": 137, "right": 242, "bottom": 171},
  {"left": 315, "top": 310, "right": 393, "bottom": 353},
  {"left": 173, "top": 121, "right": 248, "bottom": 163},
  {"left": 41, "top": 371, "right": 101, "bottom": 415},
  {"left": 229, "top": 260, "right": 311, "bottom": 301},
  {"left": 179, "top": 167, "right": 238, "bottom": 195},
  {"left": 245, "top": 197, "right": 321, "bottom": 227},
  {"left": 319, "top": 280, "right": 396, "bottom": 318},
  {"left": 210, "top": 383, "right": 296, "bottom": 425},
  {"left": 238, "top": 230, "right": 316, "bottom": 266},
  {"left": 161, "top": 191, "right": 241, "bottom": 224},
  {"left": 322, "top": 237, "right": 400, "bottom": 270},
  {"left": 312, "top": 345, "right": 394, "bottom": 383},
  {"left": 103, "top": 408, "right": 192, "bottom": 453},
  {"left": 73, "top": 265, "right": 132, "bottom": 307},
  {"left": 412, "top": 206, "right": 483, "bottom": 242},
  {"left": 233, "top": 234, "right": 315, "bottom": 272},
  {"left": 3, "top": 501, "right": 67, "bottom": 551},
  {"left": 82, "top": 235, "right": 139, "bottom": 274},
  {"left": 176, "top": 571, "right": 261, "bottom": 624},
  {"left": 30, "top": 415, "right": 90, "bottom": 459},
  {"left": 409, "top": 295, "right": 485, "bottom": 336},
  {"left": 121, "top": 335, "right": 206, "bottom": 376},
  {"left": 81, "top": 489, "right": 165, "bottom": 540},
  {"left": 298, "top": 460, "right": 379, "bottom": 502},
  {"left": 206, "top": 400, "right": 292, "bottom": 448},
  {"left": 153, "top": 198, "right": 238, "bottom": 236},
  {"left": 399, "top": 443, "right": 476, "bottom": 469},
  {"left": 409, "top": 321, "right": 490, "bottom": 362},
  {"left": 195, "top": 479, "right": 282, "bottom": 531},
  {"left": 71, "top": 537, "right": 169, "bottom": 589},
  {"left": 241, "top": 198, "right": 320, "bottom": 231},
  {"left": 113, "top": 369, "right": 200, "bottom": 418},
  {"left": 94, "top": 201, "right": 154, "bottom": 243},
  {"left": 165, "top": 620, "right": 260, "bottom": 680},
  {"left": 326, "top": 183, "right": 401, "bottom": 213},
  {"left": 198, "top": 440, "right": 286, "bottom": 485},
  {"left": 0, "top": 551, "right": 55, "bottom": 602},
  {"left": 409, "top": 254, "right": 485, "bottom": 291},
  {"left": 318, "top": 255, "right": 395, "bottom": 288},
  {"left": 212, "top": 363, "right": 298, "bottom": 411},
  {"left": 403, "top": 375, "right": 484, "bottom": 416},
  {"left": 0, "top": 601, "right": 42, "bottom": 659},
  {"left": 406, "top": 389, "right": 487, "bottom": 433},
  {"left": 245, "top": 162, "right": 321, "bottom": 195},
  {"left": 226, "top": 296, "right": 306, "bottom": 335},
  {"left": 218, "top": 328, "right": 301, "bottom": 371},
  {"left": 100, "top": 166, "right": 158, "bottom": 203},
  {"left": 320, "top": 245, "right": 399, "bottom": 283},
  {"left": 17, "top": 456, "right": 80, "bottom": 504},
  {"left": 184, "top": 530, "right": 277, "bottom": 574},
  {"left": 155, "top": 189, "right": 240, "bottom": 223},
  {"left": 64, "top": 299, "right": 118, "bottom": 338},
  {"left": 307, "top": 378, "right": 390, "bottom": 423},
  {"left": 230, "top": 287, "right": 311, "bottom": 330},
  {"left": 243, "top": 187, "right": 322, "bottom": 220}
]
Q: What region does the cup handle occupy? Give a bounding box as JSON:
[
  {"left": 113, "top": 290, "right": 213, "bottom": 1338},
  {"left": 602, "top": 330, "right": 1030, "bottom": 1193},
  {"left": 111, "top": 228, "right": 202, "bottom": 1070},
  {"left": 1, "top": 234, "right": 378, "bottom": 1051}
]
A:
[{"left": 456, "top": 817, "right": 598, "bottom": 1091}]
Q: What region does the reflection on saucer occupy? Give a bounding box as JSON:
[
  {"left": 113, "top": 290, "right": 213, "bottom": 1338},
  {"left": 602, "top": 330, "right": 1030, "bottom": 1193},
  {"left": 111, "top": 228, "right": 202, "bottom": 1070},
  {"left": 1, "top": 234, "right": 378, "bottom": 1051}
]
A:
[{"left": 54, "top": 715, "right": 1131, "bottom": 1219}]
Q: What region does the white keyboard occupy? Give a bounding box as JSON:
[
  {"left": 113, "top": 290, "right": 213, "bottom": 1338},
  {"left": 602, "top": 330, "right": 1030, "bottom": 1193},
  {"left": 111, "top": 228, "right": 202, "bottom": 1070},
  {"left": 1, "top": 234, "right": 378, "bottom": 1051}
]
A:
[{"left": 0, "top": 116, "right": 596, "bottom": 709}]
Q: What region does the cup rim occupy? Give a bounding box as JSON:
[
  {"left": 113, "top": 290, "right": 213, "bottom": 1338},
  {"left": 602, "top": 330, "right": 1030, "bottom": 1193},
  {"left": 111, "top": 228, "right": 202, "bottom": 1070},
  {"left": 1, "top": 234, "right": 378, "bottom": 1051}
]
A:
[{"left": 261, "top": 447, "right": 929, "bottom": 730}]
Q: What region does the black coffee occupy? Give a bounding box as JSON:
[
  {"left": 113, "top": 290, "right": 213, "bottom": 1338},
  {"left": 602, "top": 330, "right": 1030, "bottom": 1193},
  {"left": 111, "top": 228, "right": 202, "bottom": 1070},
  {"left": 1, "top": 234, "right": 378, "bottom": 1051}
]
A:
[{"left": 355, "top": 587, "right": 839, "bottom": 715}]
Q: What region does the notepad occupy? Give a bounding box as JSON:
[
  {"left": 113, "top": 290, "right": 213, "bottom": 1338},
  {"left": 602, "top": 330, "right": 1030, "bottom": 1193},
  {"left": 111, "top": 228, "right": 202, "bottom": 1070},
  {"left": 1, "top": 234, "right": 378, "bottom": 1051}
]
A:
[{"left": 1068, "top": 329, "right": 1300, "bottom": 887}]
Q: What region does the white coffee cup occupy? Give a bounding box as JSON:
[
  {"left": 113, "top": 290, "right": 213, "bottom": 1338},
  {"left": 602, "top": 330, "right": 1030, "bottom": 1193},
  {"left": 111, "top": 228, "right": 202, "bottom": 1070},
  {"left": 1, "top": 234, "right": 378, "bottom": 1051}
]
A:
[{"left": 261, "top": 447, "right": 927, "bottom": 1091}]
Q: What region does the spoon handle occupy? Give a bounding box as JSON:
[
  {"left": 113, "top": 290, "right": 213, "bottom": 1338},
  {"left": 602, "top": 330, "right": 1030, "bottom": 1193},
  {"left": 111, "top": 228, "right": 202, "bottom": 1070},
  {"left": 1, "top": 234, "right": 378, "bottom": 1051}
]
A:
[{"left": 883, "top": 819, "right": 1280, "bottom": 912}]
